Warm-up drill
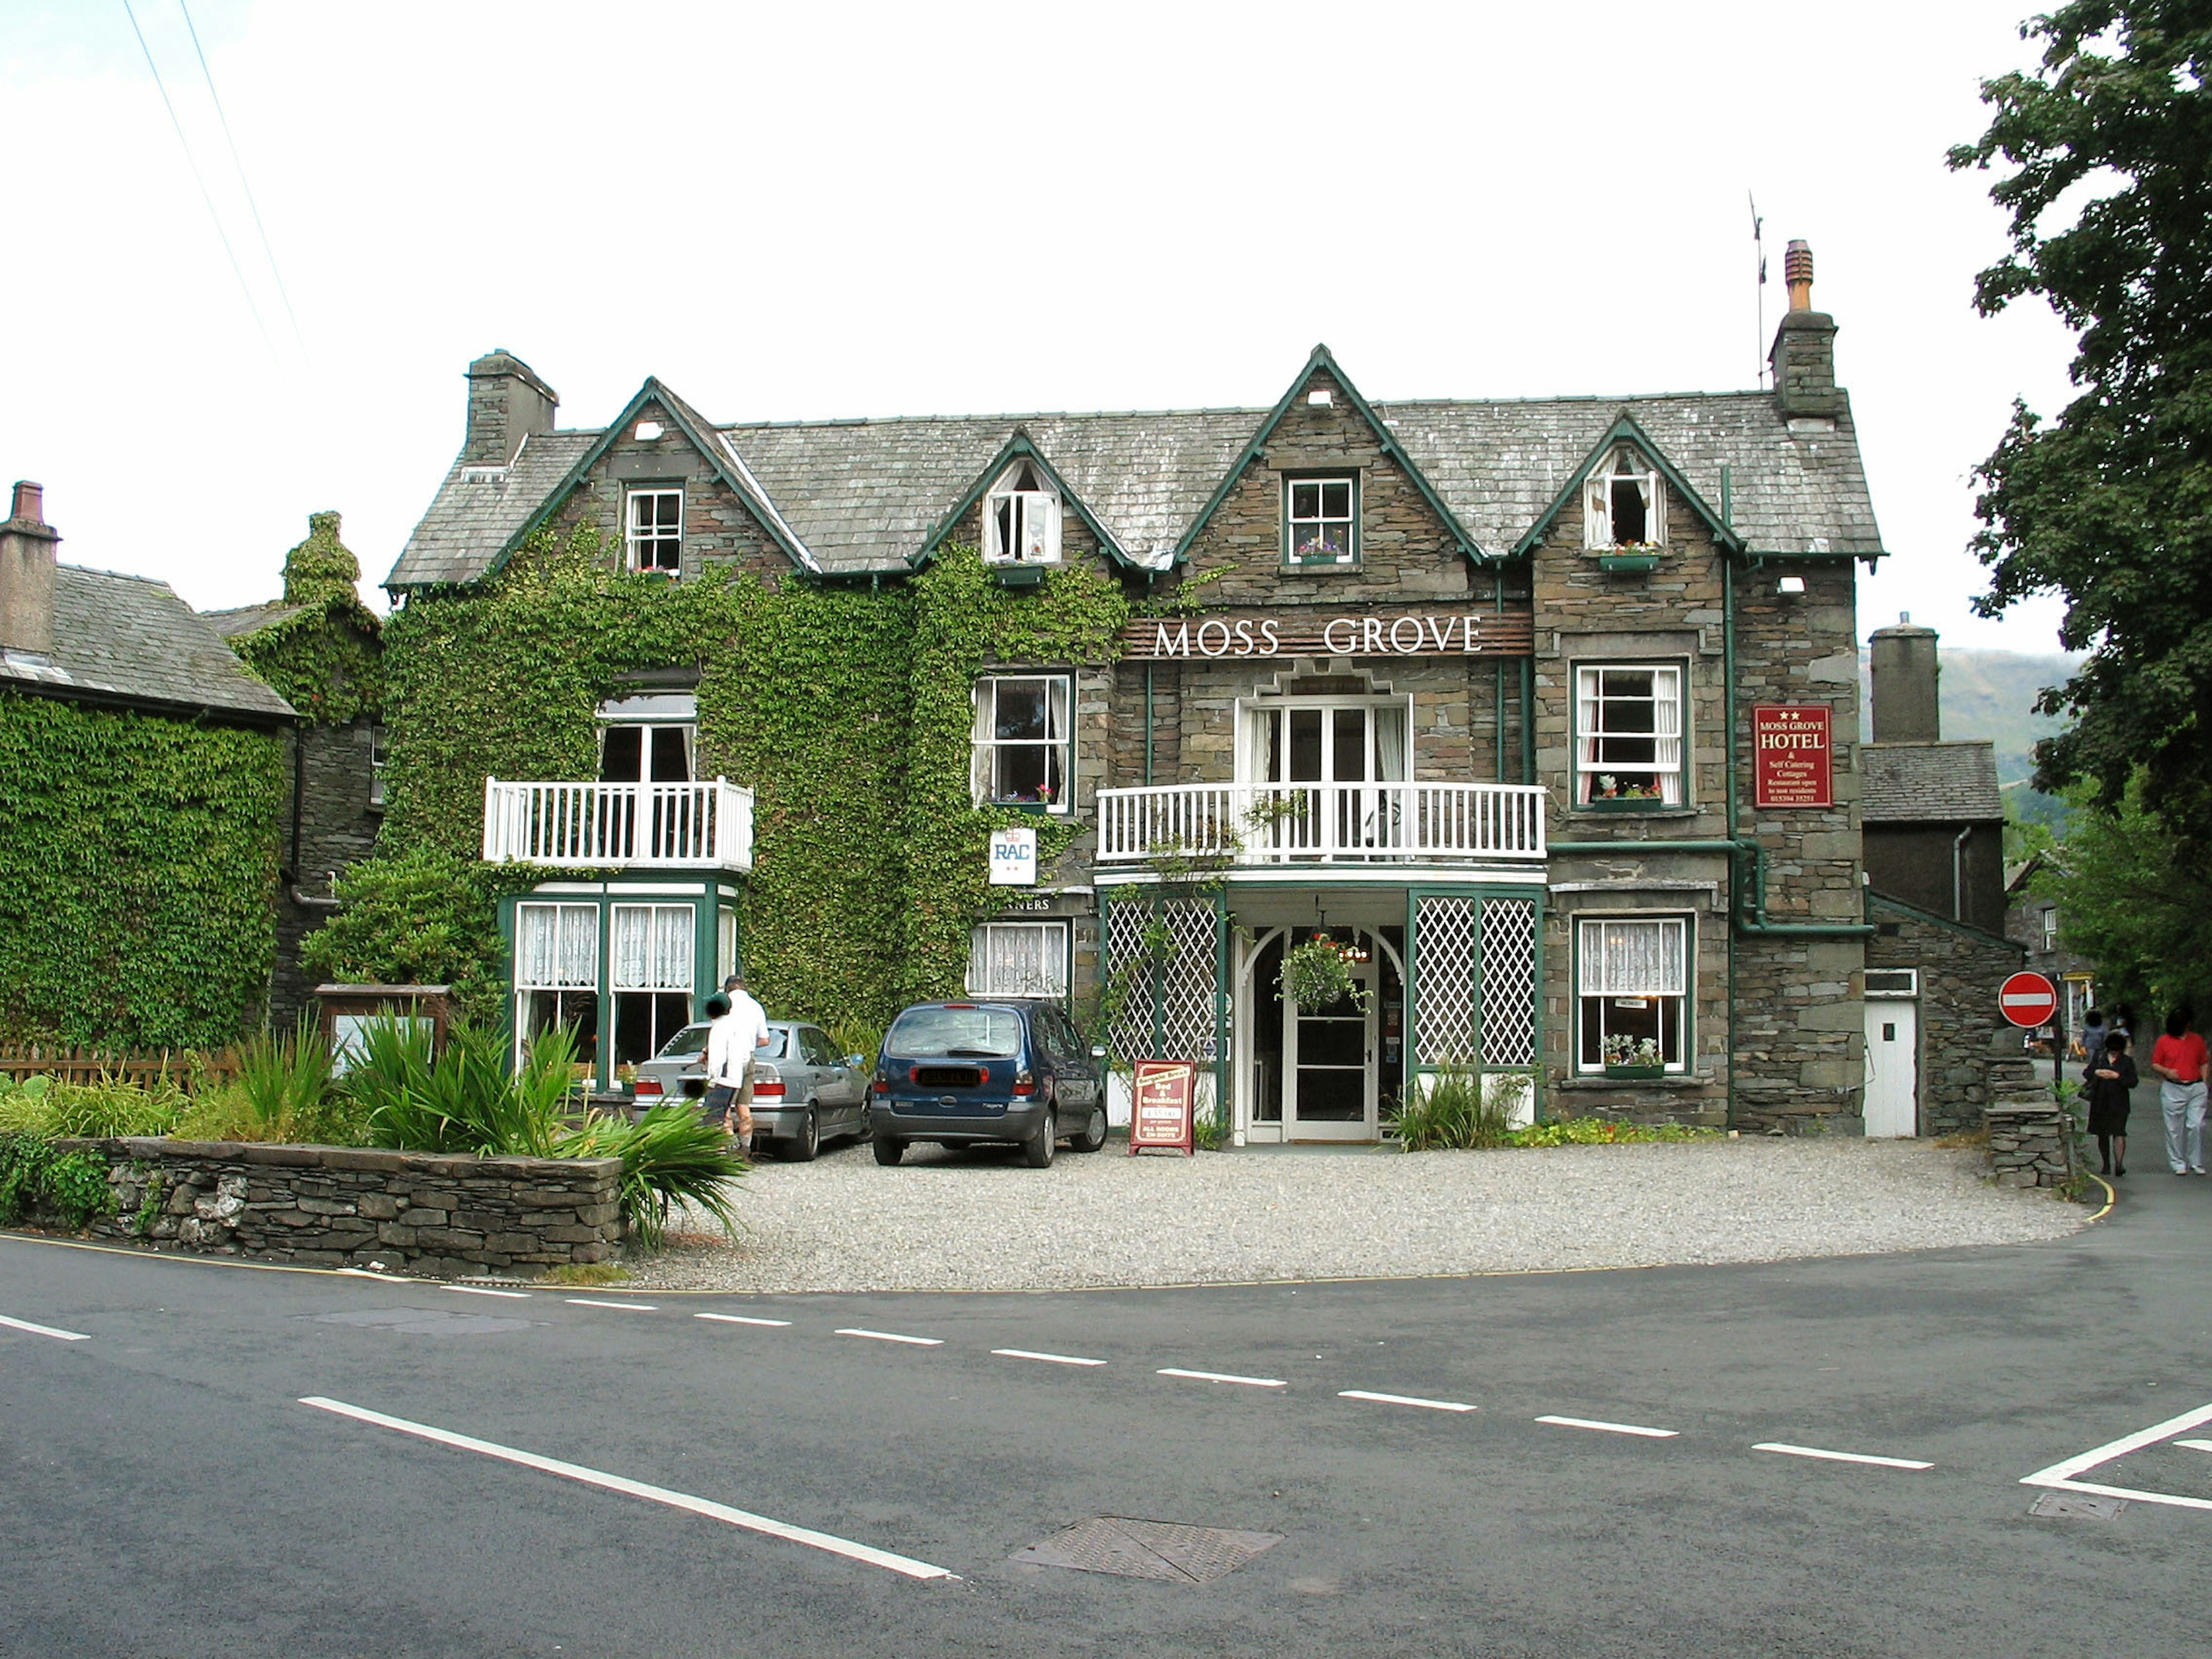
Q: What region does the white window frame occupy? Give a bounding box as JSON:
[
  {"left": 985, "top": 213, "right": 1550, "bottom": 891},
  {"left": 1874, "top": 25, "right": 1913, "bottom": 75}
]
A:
[
  {"left": 2041, "top": 907, "right": 2060, "bottom": 951},
  {"left": 626, "top": 487, "right": 684, "bottom": 573},
  {"left": 967, "top": 921, "right": 1071, "bottom": 998},
  {"left": 596, "top": 693, "right": 697, "bottom": 784},
  {"left": 1582, "top": 445, "right": 1665, "bottom": 550},
  {"left": 514, "top": 903, "right": 600, "bottom": 991},
  {"left": 1575, "top": 916, "right": 1690, "bottom": 1074},
  {"left": 1285, "top": 475, "right": 1358, "bottom": 566},
  {"left": 1574, "top": 663, "right": 1685, "bottom": 806},
  {"left": 983, "top": 461, "right": 1062, "bottom": 565},
  {"left": 972, "top": 675, "right": 1073, "bottom": 813},
  {"left": 608, "top": 903, "right": 695, "bottom": 993}
]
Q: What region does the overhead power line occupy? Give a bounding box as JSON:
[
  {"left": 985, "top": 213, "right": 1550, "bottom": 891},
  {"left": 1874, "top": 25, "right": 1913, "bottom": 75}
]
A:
[
  {"left": 176, "top": 0, "right": 309, "bottom": 362},
  {"left": 119, "top": 0, "right": 276, "bottom": 359}
]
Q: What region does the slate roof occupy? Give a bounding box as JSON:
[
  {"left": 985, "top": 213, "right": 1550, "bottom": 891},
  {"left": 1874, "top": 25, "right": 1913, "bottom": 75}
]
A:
[
  {"left": 1861, "top": 741, "right": 2004, "bottom": 823},
  {"left": 387, "top": 371, "right": 1886, "bottom": 589},
  {"left": 203, "top": 600, "right": 303, "bottom": 639},
  {"left": 0, "top": 566, "right": 295, "bottom": 724}
]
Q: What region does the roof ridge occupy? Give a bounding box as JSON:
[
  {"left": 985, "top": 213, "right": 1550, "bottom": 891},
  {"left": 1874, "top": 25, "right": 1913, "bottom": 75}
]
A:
[{"left": 58, "top": 562, "right": 181, "bottom": 589}]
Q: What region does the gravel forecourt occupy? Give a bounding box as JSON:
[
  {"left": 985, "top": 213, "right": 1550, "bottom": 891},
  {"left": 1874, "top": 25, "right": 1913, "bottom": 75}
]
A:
[{"left": 623, "top": 1137, "right": 2090, "bottom": 1294}]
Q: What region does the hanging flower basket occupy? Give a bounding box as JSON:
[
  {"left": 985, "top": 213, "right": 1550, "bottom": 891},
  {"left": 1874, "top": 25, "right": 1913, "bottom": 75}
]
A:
[{"left": 1279, "top": 932, "right": 1368, "bottom": 1011}]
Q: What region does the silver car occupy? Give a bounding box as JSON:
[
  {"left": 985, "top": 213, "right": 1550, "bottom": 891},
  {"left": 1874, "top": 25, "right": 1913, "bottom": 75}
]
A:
[{"left": 632, "top": 1019, "right": 869, "bottom": 1161}]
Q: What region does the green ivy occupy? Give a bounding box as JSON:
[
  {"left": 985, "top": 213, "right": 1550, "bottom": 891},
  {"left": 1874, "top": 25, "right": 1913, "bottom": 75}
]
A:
[
  {"left": 229, "top": 512, "right": 382, "bottom": 728},
  {"left": 0, "top": 690, "right": 284, "bottom": 1048},
  {"left": 345, "top": 528, "right": 1128, "bottom": 1035}
]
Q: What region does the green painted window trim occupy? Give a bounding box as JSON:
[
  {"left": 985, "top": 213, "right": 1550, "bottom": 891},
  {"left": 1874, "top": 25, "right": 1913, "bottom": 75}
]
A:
[
  {"left": 1279, "top": 470, "right": 1362, "bottom": 571},
  {"left": 1567, "top": 653, "right": 1694, "bottom": 812},
  {"left": 1569, "top": 909, "right": 1697, "bottom": 1078}
]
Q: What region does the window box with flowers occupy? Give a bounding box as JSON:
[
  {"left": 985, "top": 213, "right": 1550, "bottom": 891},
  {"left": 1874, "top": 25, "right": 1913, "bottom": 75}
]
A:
[{"left": 1597, "top": 544, "right": 1662, "bottom": 574}]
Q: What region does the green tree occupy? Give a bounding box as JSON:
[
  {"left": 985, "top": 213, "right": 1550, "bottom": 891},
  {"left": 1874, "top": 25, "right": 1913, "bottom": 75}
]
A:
[
  {"left": 2034, "top": 774, "right": 2212, "bottom": 1016},
  {"left": 1948, "top": 2, "right": 2212, "bottom": 834}
]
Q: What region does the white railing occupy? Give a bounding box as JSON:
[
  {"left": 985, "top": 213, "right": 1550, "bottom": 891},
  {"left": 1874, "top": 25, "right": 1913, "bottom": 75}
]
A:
[
  {"left": 1096, "top": 781, "right": 1546, "bottom": 865},
  {"left": 482, "top": 778, "right": 755, "bottom": 871}
]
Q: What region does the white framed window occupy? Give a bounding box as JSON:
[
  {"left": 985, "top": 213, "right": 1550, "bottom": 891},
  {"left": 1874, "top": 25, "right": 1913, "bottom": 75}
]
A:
[
  {"left": 972, "top": 675, "right": 1072, "bottom": 811},
  {"left": 1285, "top": 475, "right": 1357, "bottom": 566},
  {"left": 1582, "top": 445, "right": 1664, "bottom": 549},
  {"left": 515, "top": 902, "right": 600, "bottom": 1067},
  {"left": 610, "top": 903, "right": 695, "bottom": 1071},
  {"left": 1577, "top": 916, "right": 1689, "bottom": 1074},
  {"left": 626, "top": 487, "right": 684, "bottom": 573},
  {"left": 597, "top": 693, "right": 696, "bottom": 783},
  {"left": 1575, "top": 664, "right": 1684, "bottom": 806},
  {"left": 984, "top": 461, "right": 1062, "bottom": 565},
  {"left": 367, "top": 722, "right": 388, "bottom": 811},
  {"left": 2041, "top": 907, "right": 2060, "bottom": 950},
  {"left": 967, "top": 921, "right": 1070, "bottom": 997}
]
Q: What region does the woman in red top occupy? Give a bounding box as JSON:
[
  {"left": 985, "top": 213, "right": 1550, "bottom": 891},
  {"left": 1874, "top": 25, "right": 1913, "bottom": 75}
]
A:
[{"left": 2149, "top": 1008, "right": 2209, "bottom": 1177}]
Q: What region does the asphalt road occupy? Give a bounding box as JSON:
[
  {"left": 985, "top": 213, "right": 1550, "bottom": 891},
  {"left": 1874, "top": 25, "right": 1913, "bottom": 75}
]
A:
[{"left": 3, "top": 1157, "right": 2207, "bottom": 1659}]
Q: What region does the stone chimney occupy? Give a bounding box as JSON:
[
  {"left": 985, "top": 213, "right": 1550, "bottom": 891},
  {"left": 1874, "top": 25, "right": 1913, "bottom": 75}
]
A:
[
  {"left": 1768, "top": 240, "right": 1842, "bottom": 419},
  {"left": 463, "top": 350, "right": 559, "bottom": 466},
  {"left": 1869, "top": 613, "right": 1941, "bottom": 743},
  {"left": 0, "top": 480, "right": 60, "bottom": 656}
]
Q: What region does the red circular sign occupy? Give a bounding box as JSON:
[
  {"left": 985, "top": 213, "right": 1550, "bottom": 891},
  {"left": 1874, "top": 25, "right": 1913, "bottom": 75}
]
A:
[{"left": 1998, "top": 971, "right": 2059, "bottom": 1029}]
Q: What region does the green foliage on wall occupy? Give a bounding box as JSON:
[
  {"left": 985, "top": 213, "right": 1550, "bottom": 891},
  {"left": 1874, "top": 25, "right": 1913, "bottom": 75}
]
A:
[
  {"left": 229, "top": 512, "right": 383, "bottom": 727},
  {"left": 348, "top": 526, "right": 1128, "bottom": 1033},
  {"left": 299, "top": 843, "right": 535, "bottom": 1024},
  {"left": 0, "top": 689, "right": 285, "bottom": 1048}
]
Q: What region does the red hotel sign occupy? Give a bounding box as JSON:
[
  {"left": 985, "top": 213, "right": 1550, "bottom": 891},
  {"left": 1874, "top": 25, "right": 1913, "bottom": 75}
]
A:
[
  {"left": 1752, "top": 705, "right": 1834, "bottom": 808},
  {"left": 1128, "top": 1059, "right": 1197, "bottom": 1156}
]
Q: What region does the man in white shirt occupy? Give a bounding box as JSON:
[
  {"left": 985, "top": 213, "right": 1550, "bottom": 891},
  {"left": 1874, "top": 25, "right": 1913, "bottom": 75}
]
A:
[{"left": 706, "top": 974, "right": 772, "bottom": 1147}]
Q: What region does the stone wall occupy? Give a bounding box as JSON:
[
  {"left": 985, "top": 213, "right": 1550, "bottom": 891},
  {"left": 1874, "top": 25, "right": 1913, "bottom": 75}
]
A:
[
  {"left": 1866, "top": 895, "right": 2034, "bottom": 1137},
  {"left": 272, "top": 715, "right": 384, "bottom": 1029},
  {"left": 1986, "top": 1100, "right": 2073, "bottom": 1188},
  {"left": 57, "top": 1139, "right": 624, "bottom": 1277}
]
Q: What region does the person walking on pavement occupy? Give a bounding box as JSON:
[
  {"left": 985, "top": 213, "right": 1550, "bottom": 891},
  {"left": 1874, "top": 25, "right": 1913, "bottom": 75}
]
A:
[
  {"left": 2083, "top": 1031, "right": 2137, "bottom": 1177},
  {"left": 2079, "top": 1007, "right": 2108, "bottom": 1065},
  {"left": 2149, "top": 1006, "right": 2209, "bottom": 1177},
  {"left": 707, "top": 973, "right": 772, "bottom": 1154}
]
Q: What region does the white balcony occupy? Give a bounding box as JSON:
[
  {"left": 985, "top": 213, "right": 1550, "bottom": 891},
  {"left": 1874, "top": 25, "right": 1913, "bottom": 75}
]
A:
[
  {"left": 1096, "top": 781, "right": 1546, "bottom": 866},
  {"left": 482, "top": 777, "right": 755, "bottom": 872}
]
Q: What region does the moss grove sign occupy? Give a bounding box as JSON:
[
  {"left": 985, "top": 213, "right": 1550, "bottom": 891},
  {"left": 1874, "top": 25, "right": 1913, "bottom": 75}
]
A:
[{"left": 1120, "top": 606, "right": 1535, "bottom": 661}]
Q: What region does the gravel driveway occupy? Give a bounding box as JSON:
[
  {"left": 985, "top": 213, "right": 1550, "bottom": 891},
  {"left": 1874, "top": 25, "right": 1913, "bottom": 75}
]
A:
[{"left": 622, "top": 1136, "right": 2089, "bottom": 1294}]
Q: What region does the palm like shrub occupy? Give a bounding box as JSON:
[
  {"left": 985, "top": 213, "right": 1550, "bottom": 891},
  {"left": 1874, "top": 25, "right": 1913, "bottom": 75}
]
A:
[
  {"left": 556, "top": 1103, "right": 745, "bottom": 1249},
  {"left": 233, "top": 1017, "right": 338, "bottom": 1138}
]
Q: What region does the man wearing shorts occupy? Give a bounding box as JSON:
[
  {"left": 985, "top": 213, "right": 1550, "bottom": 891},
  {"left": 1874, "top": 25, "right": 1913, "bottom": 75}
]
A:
[{"left": 706, "top": 975, "right": 771, "bottom": 1150}]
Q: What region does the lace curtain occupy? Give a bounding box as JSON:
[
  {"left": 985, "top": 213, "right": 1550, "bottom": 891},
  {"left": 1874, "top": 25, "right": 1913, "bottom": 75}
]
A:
[
  {"left": 610, "top": 904, "right": 694, "bottom": 992},
  {"left": 1577, "top": 918, "right": 1687, "bottom": 997},
  {"left": 516, "top": 903, "right": 599, "bottom": 991}
]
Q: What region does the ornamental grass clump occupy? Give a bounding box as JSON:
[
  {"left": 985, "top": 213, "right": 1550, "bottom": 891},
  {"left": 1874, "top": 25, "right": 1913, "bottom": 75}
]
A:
[
  {"left": 1393, "top": 1068, "right": 1519, "bottom": 1151},
  {"left": 0, "top": 1072, "right": 186, "bottom": 1139}
]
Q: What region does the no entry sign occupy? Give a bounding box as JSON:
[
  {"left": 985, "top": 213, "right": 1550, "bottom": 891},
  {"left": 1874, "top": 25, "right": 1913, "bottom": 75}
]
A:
[{"left": 1999, "top": 971, "right": 2059, "bottom": 1029}]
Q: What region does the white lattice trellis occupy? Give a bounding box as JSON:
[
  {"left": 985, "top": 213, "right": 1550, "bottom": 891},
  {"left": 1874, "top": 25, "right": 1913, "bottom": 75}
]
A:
[
  {"left": 1105, "top": 895, "right": 1222, "bottom": 1062},
  {"left": 1414, "top": 897, "right": 1480, "bottom": 1066},
  {"left": 1479, "top": 897, "right": 1539, "bottom": 1066}
]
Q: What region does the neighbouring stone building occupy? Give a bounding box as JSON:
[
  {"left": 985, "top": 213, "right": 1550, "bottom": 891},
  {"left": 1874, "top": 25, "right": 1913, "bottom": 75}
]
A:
[{"left": 380, "top": 239, "right": 1946, "bottom": 1140}]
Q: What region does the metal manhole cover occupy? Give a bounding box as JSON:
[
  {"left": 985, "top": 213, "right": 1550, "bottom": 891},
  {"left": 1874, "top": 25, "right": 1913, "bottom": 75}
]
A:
[
  {"left": 2029, "top": 1492, "right": 2127, "bottom": 1520},
  {"left": 1011, "top": 1517, "right": 1284, "bottom": 1583}
]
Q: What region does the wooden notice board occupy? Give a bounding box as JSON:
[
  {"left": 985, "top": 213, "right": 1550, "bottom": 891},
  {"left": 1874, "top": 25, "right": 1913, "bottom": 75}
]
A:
[
  {"left": 1128, "top": 1059, "right": 1198, "bottom": 1156},
  {"left": 1751, "top": 705, "right": 1834, "bottom": 809}
]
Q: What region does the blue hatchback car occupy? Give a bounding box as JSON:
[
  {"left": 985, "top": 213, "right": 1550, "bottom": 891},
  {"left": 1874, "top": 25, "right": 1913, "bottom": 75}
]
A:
[{"left": 870, "top": 999, "right": 1108, "bottom": 1168}]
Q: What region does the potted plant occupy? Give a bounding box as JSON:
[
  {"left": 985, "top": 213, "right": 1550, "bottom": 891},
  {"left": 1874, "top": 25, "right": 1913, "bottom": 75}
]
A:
[
  {"left": 1601, "top": 1035, "right": 1666, "bottom": 1079},
  {"left": 1279, "top": 931, "right": 1368, "bottom": 1012}
]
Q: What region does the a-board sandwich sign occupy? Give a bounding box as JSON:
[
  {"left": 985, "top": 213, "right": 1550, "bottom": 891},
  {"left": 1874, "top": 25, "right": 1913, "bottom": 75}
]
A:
[{"left": 1128, "top": 1058, "right": 1197, "bottom": 1156}]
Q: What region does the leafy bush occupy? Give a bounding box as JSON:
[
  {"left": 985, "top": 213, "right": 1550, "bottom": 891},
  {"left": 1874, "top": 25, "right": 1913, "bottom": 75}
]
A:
[
  {"left": 1504, "top": 1116, "right": 1721, "bottom": 1147},
  {"left": 0, "top": 1074, "right": 185, "bottom": 1139},
  {"left": 0, "top": 1130, "right": 112, "bottom": 1228},
  {"left": 556, "top": 1103, "right": 745, "bottom": 1249},
  {"left": 1395, "top": 1069, "right": 1516, "bottom": 1151}
]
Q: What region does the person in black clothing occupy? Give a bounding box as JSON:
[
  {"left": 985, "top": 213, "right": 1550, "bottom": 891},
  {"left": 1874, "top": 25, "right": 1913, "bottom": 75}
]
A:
[{"left": 2084, "top": 1030, "right": 2137, "bottom": 1177}]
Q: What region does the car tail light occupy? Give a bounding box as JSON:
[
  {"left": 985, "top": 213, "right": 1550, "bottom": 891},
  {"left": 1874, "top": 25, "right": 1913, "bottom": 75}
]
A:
[
  {"left": 1012, "top": 1068, "right": 1036, "bottom": 1097},
  {"left": 753, "top": 1065, "right": 785, "bottom": 1100},
  {"left": 633, "top": 1077, "right": 663, "bottom": 1097}
]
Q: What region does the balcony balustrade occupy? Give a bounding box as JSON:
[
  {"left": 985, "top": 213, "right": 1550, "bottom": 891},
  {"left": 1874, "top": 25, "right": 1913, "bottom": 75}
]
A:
[
  {"left": 1096, "top": 780, "right": 1546, "bottom": 866},
  {"left": 482, "top": 777, "right": 755, "bottom": 872}
]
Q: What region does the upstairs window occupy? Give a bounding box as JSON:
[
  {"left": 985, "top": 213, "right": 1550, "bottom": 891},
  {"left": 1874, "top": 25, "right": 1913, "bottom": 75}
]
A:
[
  {"left": 368, "top": 722, "right": 388, "bottom": 811},
  {"left": 597, "top": 694, "right": 696, "bottom": 785},
  {"left": 627, "top": 487, "right": 684, "bottom": 573},
  {"left": 985, "top": 462, "right": 1062, "bottom": 565},
  {"left": 1577, "top": 916, "right": 1689, "bottom": 1073},
  {"left": 1285, "top": 476, "right": 1357, "bottom": 566},
  {"left": 1584, "top": 446, "right": 1663, "bottom": 549},
  {"left": 1575, "top": 664, "right": 1684, "bottom": 806},
  {"left": 972, "top": 675, "right": 1071, "bottom": 811}
]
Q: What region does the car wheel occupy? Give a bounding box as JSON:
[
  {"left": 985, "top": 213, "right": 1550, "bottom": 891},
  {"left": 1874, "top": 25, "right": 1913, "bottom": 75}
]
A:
[
  {"left": 785, "top": 1104, "right": 820, "bottom": 1162},
  {"left": 1024, "top": 1108, "right": 1057, "bottom": 1169},
  {"left": 873, "top": 1135, "right": 905, "bottom": 1166},
  {"left": 1071, "top": 1103, "right": 1108, "bottom": 1154}
]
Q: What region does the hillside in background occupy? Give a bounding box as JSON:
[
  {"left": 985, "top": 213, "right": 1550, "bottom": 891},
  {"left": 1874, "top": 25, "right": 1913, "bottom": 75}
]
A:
[{"left": 1858, "top": 648, "right": 2078, "bottom": 819}]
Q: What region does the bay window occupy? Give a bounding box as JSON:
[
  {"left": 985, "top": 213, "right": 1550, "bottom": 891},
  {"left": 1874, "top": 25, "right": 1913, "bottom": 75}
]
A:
[
  {"left": 1575, "top": 664, "right": 1684, "bottom": 806},
  {"left": 610, "top": 902, "right": 695, "bottom": 1069},
  {"left": 972, "top": 676, "right": 1071, "bottom": 810},
  {"left": 1577, "top": 916, "right": 1688, "bottom": 1073},
  {"left": 516, "top": 902, "right": 600, "bottom": 1064}
]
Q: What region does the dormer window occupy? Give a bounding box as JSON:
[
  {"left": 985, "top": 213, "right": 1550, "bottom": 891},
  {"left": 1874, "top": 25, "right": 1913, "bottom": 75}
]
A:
[
  {"left": 1285, "top": 475, "right": 1357, "bottom": 566},
  {"left": 627, "top": 487, "right": 683, "bottom": 573},
  {"left": 984, "top": 462, "right": 1061, "bottom": 565},
  {"left": 1584, "top": 446, "right": 1663, "bottom": 549}
]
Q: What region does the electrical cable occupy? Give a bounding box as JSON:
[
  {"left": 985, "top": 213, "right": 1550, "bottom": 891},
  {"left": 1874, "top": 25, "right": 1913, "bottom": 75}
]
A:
[
  {"left": 175, "top": 0, "right": 309, "bottom": 361},
  {"left": 119, "top": 0, "right": 276, "bottom": 358}
]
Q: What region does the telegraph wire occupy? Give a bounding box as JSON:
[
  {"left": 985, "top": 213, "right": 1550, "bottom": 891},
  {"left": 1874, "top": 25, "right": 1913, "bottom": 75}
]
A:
[
  {"left": 176, "top": 0, "right": 309, "bottom": 362},
  {"left": 119, "top": 0, "right": 278, "bottom": 360}
]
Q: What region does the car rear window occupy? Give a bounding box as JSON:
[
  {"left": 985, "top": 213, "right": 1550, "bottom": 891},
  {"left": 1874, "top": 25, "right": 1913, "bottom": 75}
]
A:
[
  {"left": 655, "top": 1024, "right": 713, "bottom": 1059},
  {"left": 886, "top": 1006, "right": 1023, "bottom": 1059}
]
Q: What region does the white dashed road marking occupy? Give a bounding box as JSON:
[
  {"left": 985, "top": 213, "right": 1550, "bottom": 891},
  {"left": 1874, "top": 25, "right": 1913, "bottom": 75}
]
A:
[
  {"left": 1755, "top": 1442, "right": 1933, "bottom": 1470},
  {"left": 1339, "top": 1390, "right": 1476, "bottom": 1413},
  {"left": 993, "top": 1349, "right": 1107, "bottom": 1367},
  {"left": 0, "top": 1313, "right": 89, "bottom": 1342},
  {"left": 1537, "top": 1415, "right": 1678, "bottom": 1438},
  {"left": 1159, "top": 1368, "right": 1287, "bottom": 1389},
  {"left": 698, "top": 1313, "right": 794, "bottom": 1328},
  {"left": 2021, "top": 1402, "right": 2212, "bottom": 1512},
  {"left": 565, "top": 1299, "right": 658, "bottom": 1312},
  {"left": 298, "top": 1397, "right": 956, "bottom": 1579},
  {"left": 836, "top": 1328, "right": 943, "bottom": 1347},
  {"left": 445, "top": 1285, "right": 531, "bottom": 1299}
]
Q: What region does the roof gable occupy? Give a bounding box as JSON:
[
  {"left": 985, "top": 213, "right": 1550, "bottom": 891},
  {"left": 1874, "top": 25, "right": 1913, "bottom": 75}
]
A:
[
  {"left": 912, "top": 428, "right": 1141, "bottom": 570},
  {"left": 1509, "top": 411, "right": 1743, "bottom": 558},
  {"left": 1173, "top": 345, "right": 1486, "bottom": 565}
]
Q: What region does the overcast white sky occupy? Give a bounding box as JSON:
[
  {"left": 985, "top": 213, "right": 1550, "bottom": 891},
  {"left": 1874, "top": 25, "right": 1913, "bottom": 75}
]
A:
[{"left": 2, "top": 0, "right": 2078, "bottom": 649}]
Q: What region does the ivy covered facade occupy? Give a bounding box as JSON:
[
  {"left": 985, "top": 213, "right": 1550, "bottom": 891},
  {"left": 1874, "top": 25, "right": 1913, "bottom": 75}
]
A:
[{"left": 369, "top": 253, "right": 1950, "bottom": 1137}]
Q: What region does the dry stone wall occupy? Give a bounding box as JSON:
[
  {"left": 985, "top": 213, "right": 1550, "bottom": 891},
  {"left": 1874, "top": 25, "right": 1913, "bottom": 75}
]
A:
[{"left": 58, "top": 1139, "right": 624, "bottom": 1277}]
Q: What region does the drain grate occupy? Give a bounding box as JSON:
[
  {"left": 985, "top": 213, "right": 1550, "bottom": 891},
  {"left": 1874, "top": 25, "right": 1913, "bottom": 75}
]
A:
[
  {"left": 2029, "top": 1491, "right": 2127, "bottom": 1520},
  {"left": 1011, "top": 1517, "right": 1283, "bottom": 1583}
]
